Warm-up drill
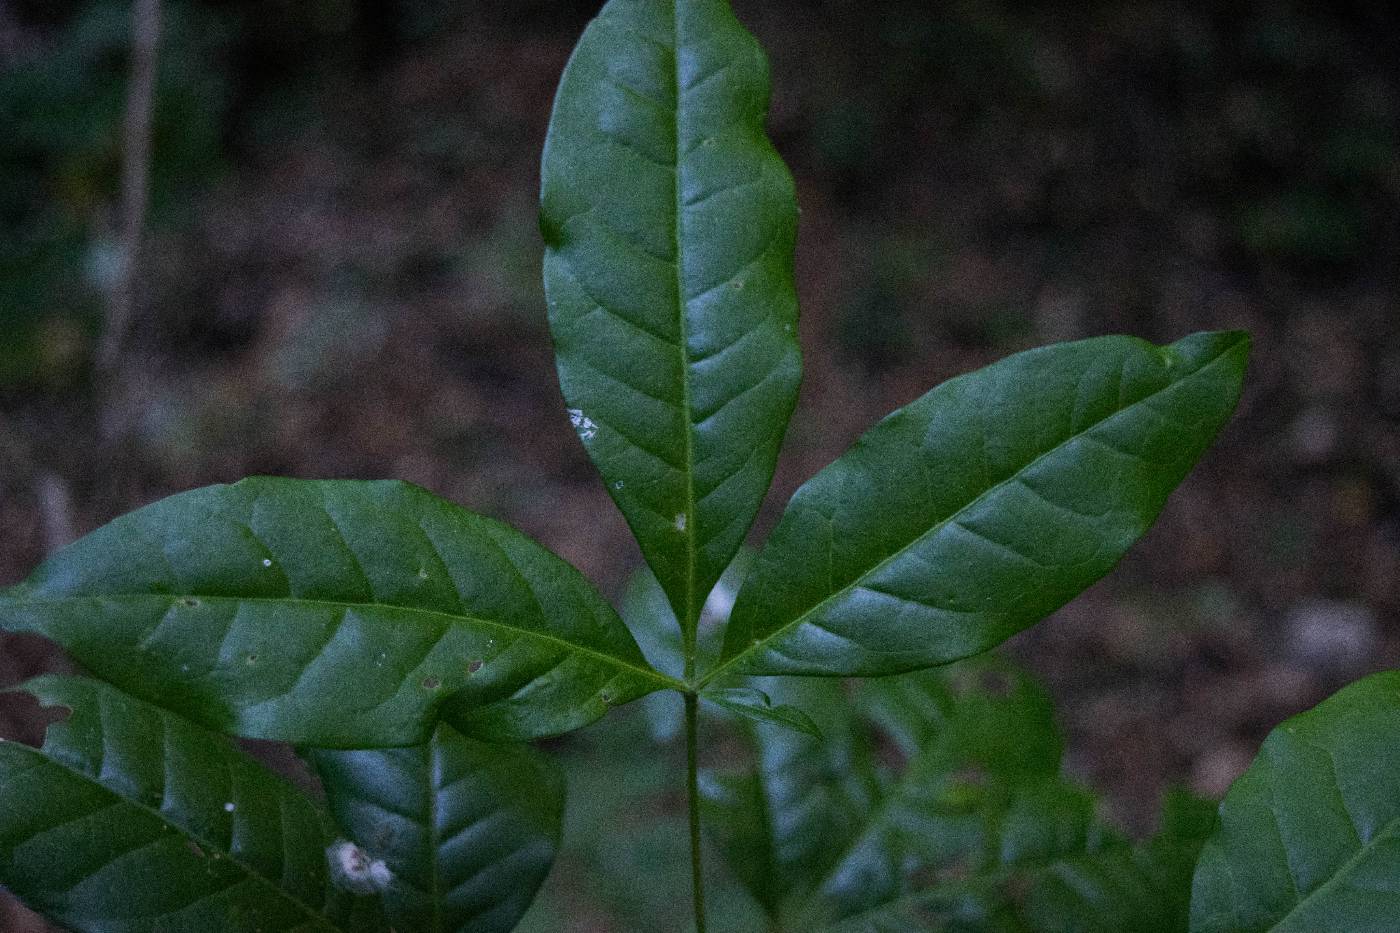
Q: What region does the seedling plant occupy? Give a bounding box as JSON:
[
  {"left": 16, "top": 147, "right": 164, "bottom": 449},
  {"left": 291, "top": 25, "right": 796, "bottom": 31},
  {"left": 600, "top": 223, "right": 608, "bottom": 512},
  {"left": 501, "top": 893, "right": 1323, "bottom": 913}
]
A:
[{"left": 2, "top": 2, "right": 1397, "bottom": 932}]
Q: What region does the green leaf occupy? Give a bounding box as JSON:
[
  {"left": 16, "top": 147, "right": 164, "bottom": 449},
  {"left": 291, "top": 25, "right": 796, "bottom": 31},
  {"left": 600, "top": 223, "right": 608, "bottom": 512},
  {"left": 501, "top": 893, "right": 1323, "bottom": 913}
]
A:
[
  {"left": 701, "top": 686, "right": 821, "bottom": 738},
  {"left": 702, "top": 659, "right": 1207, "bottom": 931},
  {"left": 699, "top": 678, "right": 881, "bottom": 917},
  {"left": 0, "top": 676, "right": 378, "bottom": 932},
  {"left": 1190, "top": 670, "right": 1400, "bottom": 933},
  {"left": 619, "top": 563, "right": 688, "bottom": 743},
  {"left": 811, "top": 664, "right": 1063, "bottom": 919},
  {"left": 701, "top": 662, "right": 1064, "bottom": 922},
  {"left": 986, "top": 783, "right": 1212, "bottom": 933},
  {"left": 308, "top": 724, "right": 564, "bottom": 933},
  {"left": 541, "top": 0, "right": 801, "bottom": 632},
  {"left": 817, "top": 779, "right": 1109, "bottom": 933},
  {"left": 0, "top": 478, "right": 678, "bottom": 746},
  {"left": 709, "top": 331, "right": 1250, "bottom": 681},
  {"left": 619, "top": 551, "right": 752, "bottom": 742},
  {"left": 824, "top": 782, "right": 1215, "bottom": 933}
]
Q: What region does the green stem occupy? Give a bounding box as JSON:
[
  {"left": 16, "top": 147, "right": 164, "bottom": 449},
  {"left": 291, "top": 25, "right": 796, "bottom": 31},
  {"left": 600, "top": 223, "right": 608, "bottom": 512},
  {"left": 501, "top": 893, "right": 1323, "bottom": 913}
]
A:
[{"left": 685, "top": 691, "right": 708, "bottom": 933}]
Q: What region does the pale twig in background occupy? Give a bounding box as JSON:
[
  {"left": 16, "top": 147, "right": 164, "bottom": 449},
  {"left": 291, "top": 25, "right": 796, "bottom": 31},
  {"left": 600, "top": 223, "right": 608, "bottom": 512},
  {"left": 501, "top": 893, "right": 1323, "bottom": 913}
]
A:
[
  {"left": 34, "top": 473, "right": 76, "bottom": 554},
  {"left": 98, "top": 0, "right": 163, "bottom": 372}
]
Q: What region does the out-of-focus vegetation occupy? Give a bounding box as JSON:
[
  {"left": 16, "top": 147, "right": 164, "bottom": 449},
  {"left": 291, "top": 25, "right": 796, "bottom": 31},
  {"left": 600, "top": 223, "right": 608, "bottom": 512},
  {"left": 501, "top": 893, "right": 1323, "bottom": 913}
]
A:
[{"left": 0, "top": 0, "right": 232, "bottom": 386}]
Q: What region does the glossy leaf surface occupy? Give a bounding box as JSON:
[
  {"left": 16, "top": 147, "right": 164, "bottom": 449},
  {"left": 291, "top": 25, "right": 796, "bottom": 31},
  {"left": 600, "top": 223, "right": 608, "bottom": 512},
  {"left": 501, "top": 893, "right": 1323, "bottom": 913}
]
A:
[
  {"left": 702, "top": 661, "right": 1211, "bottom": 931},
  {"left": 701, "top": 663, "right": 1061, "bottom": 921},
  {"left": 698, "top": 677, "right": 879, "bottom": 917},
  {"left": 825, "top": 784, "right": 1213, "bottom": 933},
  {"left": 810, "top": 665, "right": 1063, "bottom": 920},
  {"left": 309, "top": 724, "right": 564, "bottom": 933},
  {"left": 0, "top": 478, "right": 675, "bottom": 746},
  {"left": 712, "top": 331, "right": 1250, "bottom": 680},
  {"left": 619, "top": 552, "right": 750, "bottom": 742},
  {"left": 0, "top": 676, "right": 375, "bottom": 932},
  {"left": 1190, "top": 670, "right": 1400, "bottom": 933},
  {"left": 541, "top": 0, "right": 801, "bottom": 629},
  {"left": 701, "top": 686, "right": 821, "bottom": 738}
]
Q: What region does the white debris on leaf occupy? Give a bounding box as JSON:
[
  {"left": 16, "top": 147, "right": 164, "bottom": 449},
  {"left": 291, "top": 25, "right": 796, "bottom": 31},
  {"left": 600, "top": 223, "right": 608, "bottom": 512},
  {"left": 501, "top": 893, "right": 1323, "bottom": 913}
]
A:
[
  {"left": 326, "top": 839, "right": 393, "bottom": 894},
  {"left": 223, "top": 802, "right": 235, "bottom": 813},
  {"left": 673, "top": 513, "right": 687, "bottom": 532},
  {"left": 567, "top": 408, "right": 598, "bottom": 440},
  {"left": 261, "top": 558, "right": 273, "bottom": 568}
]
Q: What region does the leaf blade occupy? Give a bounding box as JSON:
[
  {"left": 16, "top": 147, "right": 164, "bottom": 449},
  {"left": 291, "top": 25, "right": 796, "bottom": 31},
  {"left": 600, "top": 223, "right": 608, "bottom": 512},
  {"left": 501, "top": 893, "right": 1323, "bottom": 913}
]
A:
[
  {"left": 309, "top": 724, "right": 564, "bottom": 933},
  {"left": 698, "top": 677, "right": 881, "bottom": 916},
  {"left": 541, "top": 0, "right": 801, "bottom": 629},
  {"left": 701, "top": 686, "right": 822, "bottom": 738},
  {"left": 1190, "top": 670, "right": 1400, "bottom": 933},
  {"left": 712, "top": 331, "right": 1249, "bottom": 680},
  {"left": 0, "top": 478, "right": 676, "bottom": 746},
  {"left": 0, "top": 676, "right": 369, "bottom": 932}
]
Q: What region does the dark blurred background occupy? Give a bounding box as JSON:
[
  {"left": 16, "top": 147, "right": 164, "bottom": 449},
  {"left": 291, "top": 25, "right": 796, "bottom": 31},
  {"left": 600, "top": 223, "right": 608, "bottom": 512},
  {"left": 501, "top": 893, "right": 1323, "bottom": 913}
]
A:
[{"left": 2, "top": 0, "right": 1399, "bottom": 929}]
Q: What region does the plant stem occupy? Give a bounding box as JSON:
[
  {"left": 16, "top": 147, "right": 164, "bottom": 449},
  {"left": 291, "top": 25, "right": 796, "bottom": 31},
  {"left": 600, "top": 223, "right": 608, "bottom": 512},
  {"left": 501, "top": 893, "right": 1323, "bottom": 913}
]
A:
[
  {"left": 102, "top": 0, "right": 162, "bottom": 371},
  {"left": 685, "top": 691, "right": 707, "bottom": 933}
]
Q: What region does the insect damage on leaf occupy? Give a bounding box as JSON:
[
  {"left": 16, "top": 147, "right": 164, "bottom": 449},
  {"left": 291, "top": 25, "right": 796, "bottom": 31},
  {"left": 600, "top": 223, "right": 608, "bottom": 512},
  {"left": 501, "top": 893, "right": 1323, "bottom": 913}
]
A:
[{"left": 326, "top": 839, "right": 393, "bottom": 895}]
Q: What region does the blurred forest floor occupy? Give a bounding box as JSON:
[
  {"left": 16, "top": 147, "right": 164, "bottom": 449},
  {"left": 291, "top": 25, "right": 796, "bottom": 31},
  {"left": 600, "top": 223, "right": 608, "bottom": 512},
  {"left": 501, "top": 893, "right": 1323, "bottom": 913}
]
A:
[{"left": 2, "top": 0, "right": 1400, "bottom": 929}]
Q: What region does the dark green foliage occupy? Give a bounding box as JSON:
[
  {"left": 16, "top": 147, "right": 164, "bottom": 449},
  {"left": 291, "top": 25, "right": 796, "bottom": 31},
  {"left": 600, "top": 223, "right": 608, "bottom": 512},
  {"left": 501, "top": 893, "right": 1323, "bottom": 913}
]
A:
[
  {"left": 1191, "top": 671, "right": 1400, "bottom": 933},
  {"left": 310, "top": 725, "right": 564, "bottom": 933},
  {"left": 700, "top": 662, "right": 1216, "bottom": 932},
  {"left": 0, "top": 676, "right": 383, "bottom": 932},
  {"left": 0, "top": 478, "right": 674, "bottom": 747},
  {"left": 710, "top": 331, "right": 1250, "bottom": 681},
  {"left": 541, "top": 0, "right": 801, "bottom": 632},
  {"left": 0, "top": 0, "right": 1325, "bottom": 931}
]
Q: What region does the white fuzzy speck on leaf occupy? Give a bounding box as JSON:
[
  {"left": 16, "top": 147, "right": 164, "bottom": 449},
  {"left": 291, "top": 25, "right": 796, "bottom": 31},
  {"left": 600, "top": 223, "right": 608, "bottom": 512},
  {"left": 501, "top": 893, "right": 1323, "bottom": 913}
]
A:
[
  {"left": 326, "top": 839, "right": 393, "bottom": 894},
  {"left": 567, "top": 408, "right": 598, "bottom": 440}
]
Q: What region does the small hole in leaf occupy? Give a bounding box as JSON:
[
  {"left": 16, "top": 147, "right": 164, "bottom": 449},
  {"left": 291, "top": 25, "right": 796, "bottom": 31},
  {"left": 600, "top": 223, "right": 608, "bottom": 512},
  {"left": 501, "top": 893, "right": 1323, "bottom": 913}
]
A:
[
  {"left": 417, "top": 568, "right": 429, "bottom": 580},
  {"left": 245, "top": 653, "right": 258, "bottom": 665},
  {"left": 178, "top": 597, "right": 200, "bottom": 608},
  {"left": 600, "top": 692, "right": 614, "bottom": 704},
  {"left": 421, "top": 676, "right": 442, "bottom": 690},
  {"left": 0, "top": 693, "right": 71, "bottom": 747},
  {"left": 466, "top": 659, "right": 483, "bottom": 674}
]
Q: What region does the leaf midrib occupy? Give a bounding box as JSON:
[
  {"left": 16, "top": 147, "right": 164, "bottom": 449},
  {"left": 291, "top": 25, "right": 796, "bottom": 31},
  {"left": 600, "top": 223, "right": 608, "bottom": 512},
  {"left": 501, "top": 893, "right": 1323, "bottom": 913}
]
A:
[
  {"left": 428, "top": 736, "right": 445, "bottom": 933},
  {"left": 6, "top": 593, "right": 683, "bottom": 692},
  {"left": 702, "top": 335, "right": 1245, "bottom": 686},
  {"left": 669, "top": 0, "right": 701, "bottom": 668},
  {"left": 0, "top": 741, "right": 338, "bottom": 930}
]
